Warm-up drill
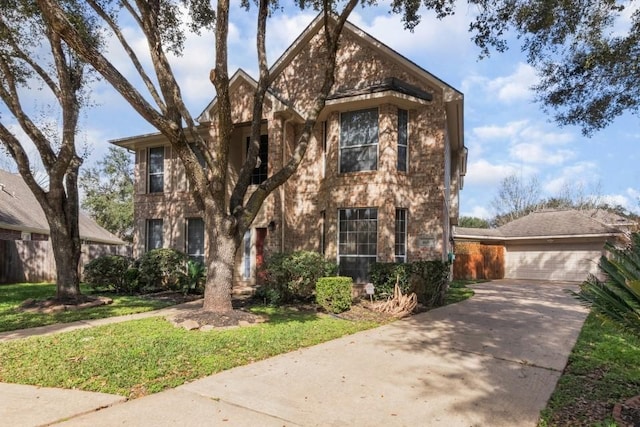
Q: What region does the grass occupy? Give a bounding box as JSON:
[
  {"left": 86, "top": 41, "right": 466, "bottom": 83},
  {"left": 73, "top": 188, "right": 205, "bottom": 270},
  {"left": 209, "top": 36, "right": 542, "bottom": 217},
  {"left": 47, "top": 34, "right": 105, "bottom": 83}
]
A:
[
  {"left": 0, "top": 283, "right": 173, "bottom": 333},
  {"left": 0, "top": 279, "right": 475, "bottom": 398},
  {"left": 0, "top": 307, "right": 380, "bottom": 398},
  {"left": 538, "top": 313, "right": 640, "bottom": 426},
  {"left": 445, "top": 279, "right": 478, "bottom": 305}
]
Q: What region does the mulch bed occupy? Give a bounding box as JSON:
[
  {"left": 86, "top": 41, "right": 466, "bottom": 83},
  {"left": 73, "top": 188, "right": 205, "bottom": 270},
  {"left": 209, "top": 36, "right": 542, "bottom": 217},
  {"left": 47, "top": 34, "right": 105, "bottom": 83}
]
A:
[
  {"left": 18, "top": 295, "right": 113, "bottom": 314},
  {"left": 614, "top": 395, "right": 640, "bottom": 427}
]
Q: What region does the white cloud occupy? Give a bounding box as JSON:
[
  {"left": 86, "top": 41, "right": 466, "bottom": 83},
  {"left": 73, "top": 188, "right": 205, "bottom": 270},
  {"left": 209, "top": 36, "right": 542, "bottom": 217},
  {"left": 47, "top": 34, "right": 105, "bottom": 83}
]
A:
[
  {"left": 462, "top": 205, "right": 492, "bottom": 219},
  {"left": 462, "top": 62, "right": 537, "bottom": 104},
  {"left": 489, "top": 63, "right": 537, "bottom": 103},
  {"left": 349, "top": 8, "right": 472, "bottom": 58},
  {"left": 267, "top": 12, "right": 317, "bottom": 61},
  {"left": 509, "top": 143, "right": 574, "bottom": 165},
  {"left": 542, "top": 162, "right": 599, "bottom": 194},
  {"left": 465, "top": 159, "right": 536, "bottom": 185},
  {"left": 472, "top": 120, "right": 528, "bottom": 141},
  {"left": 600, "top": 188, "right": 640, "bottom": 213},
  {"left": 468, "top": 120, "right": 575, "bottom": 165}
]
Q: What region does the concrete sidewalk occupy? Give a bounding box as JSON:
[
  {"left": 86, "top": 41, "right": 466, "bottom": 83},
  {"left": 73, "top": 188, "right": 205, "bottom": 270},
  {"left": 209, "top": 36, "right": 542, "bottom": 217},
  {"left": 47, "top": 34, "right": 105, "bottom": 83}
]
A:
[{"left": 1, "top": 280, "right": 588, "bottom": 426}]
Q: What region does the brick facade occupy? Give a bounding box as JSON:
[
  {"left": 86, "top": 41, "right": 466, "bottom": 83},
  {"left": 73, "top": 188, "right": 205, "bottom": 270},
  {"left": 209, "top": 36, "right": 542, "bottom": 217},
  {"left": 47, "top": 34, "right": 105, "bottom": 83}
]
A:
[
  {"left": 116, "top": 16, "right": 465, "bottom": 292},
  {"left": 0, "top": 228, "right": 48, "bottom": 241}
]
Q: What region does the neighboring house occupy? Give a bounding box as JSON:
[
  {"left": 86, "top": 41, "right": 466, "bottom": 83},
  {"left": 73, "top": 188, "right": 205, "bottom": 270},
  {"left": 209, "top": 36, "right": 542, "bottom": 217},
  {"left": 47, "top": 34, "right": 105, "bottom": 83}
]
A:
[
  {"left": 112, "top": 15, "right": 467, "bottom": 292},
  {"left": 454, "top": 209, "right": 631, "bottom": 282},
  {"left": 0, "top": 169, "right": 127, "bottom": 283}
]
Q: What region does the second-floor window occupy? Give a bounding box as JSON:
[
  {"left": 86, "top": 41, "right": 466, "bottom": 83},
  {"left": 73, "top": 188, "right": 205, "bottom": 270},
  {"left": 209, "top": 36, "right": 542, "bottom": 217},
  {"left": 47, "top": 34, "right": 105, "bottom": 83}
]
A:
[
  {"left": 246, "top": 135, "right": 268, "bottom": 185},
  {"left": 397, "top": 109, "right": 408, "bottom": 172},
  {"left": 340, "top": 108, "right": 378, "bottom": 173},
  {"left": 148, "top": 147, "right": 164, "bottom": 193}
]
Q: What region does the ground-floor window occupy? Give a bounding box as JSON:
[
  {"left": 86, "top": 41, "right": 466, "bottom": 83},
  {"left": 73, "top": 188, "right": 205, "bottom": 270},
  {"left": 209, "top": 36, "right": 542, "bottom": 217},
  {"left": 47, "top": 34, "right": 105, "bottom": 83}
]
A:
[
  {"left": 338, "top": 208, "right": 377, "bottom": 282},
  {"left": 186, "top": 218, "right": 204, "bottom": 265},
  {"left": 146, "top": 219, "right": 163, "bottom": 251},
  {"left": 243, "top": 229, "right": 251, "bottom": 279},
  {"left": 395, "top": 208, "right": 407, "bottom": 263}
]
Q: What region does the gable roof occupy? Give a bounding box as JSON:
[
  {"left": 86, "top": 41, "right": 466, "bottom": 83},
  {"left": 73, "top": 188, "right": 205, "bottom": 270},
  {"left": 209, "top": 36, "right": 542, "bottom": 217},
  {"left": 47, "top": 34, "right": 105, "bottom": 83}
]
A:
[
  {"left": 270, "top": 13, "right": 462, "bottom": 100},
  {"left": 196, "top": 14, "right": 464, "bottom": 150},
  {"left": 454, "top": 209, "right": 627, "bottom": 242},
  {"left": 197, "top": 69, "right": 304, "bottom": 123},
  {"left": 0, "top": 169, "right": 125, "bottom": 245}
]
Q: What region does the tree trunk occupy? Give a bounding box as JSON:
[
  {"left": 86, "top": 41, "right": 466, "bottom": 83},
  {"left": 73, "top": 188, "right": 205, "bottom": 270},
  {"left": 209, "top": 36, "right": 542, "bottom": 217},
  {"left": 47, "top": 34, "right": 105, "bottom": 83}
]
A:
[
  {"left": 49, "top": 220, "right": 81, "bottom": 302},
  {"left": 202, "top": 211, "right": 237, "bottom": 312}
]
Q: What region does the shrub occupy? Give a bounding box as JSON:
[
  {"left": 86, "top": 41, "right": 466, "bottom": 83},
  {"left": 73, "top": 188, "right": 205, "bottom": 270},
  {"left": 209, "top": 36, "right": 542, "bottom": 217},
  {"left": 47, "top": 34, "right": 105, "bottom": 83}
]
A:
[
  {"left": 316, "top": 276, "right": 353, "bottom": 313},
  {"left": 254, "top": 285, "right": 283, "bottom": 306},
  {"left": 83, "top": 255, "right": 140, "bottom": 294},
  {"left": 260, "top": 251, "right": 338, "bottom": 303},
  {"left": 572, "top": 233, "right": 640, "bottom": 336},
  {"left": 182, "top": 260, "right": 206, "bottom": 295},
  {"left": 411, "top": 260, "right": 451, "bottom": 307},
  {"left": 369, "top": 262, "right": 412, "bottom": 299},
  {"left": 137, "top": 248, "right": 187, "bottom": 292}
]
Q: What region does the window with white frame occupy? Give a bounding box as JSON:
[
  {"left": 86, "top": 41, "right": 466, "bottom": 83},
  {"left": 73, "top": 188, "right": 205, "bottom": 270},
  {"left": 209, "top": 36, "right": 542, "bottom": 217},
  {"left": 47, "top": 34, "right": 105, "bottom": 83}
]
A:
[
  {"left": 148, "top": 147, "right": 164, "bottom": 193},
  {"left": 338, "top": 208, "right": 377, "bottom": 282},
  {"left": 339, "top": 108, "right": 378, "bottom": 173},
  {"left": 243, "top": 229, "right": 251, "bottom": 279},
  {"left": 397, "top": 109, "right": 408, "bottom": 172},
  {"left": 186, "top": 218, "right": 204, "bottom": 265},
  {"left": 146, "top": 219, "right": 163, "bottom": 251},
  {"left": 395, "top": 208, "right": 407, "bottom": 263}
]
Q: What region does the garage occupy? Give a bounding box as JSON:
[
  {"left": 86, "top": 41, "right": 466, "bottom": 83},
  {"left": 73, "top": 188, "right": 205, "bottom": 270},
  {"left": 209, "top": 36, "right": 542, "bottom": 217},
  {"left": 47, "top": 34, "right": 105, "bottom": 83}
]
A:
[
  {"left": 504, "top": 241, "right": 605, "bottom": 282},
  {"left": 454, "top": 209, "right": 631, "bottom": 282}
]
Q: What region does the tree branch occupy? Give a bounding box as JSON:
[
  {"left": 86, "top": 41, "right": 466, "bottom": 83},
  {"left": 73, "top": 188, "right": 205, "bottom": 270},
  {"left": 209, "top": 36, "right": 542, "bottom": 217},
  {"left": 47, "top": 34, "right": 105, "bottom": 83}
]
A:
[
  {"left": 230, "top": 0, "right": 270, "bottom": 213},
  {"left": 0, "top": 122, "right": 47, "bottom": 203},
  {"left": 238, "top": 0, "right": 359, "bottom": 232},
  {"left": 87, "top": 0, "right": 168, "bottom": 116},
  {"left": 36, "top": 0, "right": 176, "bottom": 136},
  {"left": 0, "top": 56, "right": 57, "bottom": 170}
]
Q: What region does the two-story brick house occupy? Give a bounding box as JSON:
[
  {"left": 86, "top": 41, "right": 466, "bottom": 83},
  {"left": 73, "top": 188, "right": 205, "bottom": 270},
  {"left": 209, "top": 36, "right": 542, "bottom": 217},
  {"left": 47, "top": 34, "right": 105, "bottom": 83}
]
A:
[{"left": 112, "top": 15, "right": 466, "bottom": 293}]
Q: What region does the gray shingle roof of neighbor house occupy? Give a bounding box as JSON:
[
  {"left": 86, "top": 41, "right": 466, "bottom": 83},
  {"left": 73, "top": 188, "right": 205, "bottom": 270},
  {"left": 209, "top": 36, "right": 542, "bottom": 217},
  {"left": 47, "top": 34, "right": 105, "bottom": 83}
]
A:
[
  {"left": 0, "top": 169, "right": 125, "bottom": 245},
  {"left": 454, "top": 209, "right": 627, "bottom": 241}
]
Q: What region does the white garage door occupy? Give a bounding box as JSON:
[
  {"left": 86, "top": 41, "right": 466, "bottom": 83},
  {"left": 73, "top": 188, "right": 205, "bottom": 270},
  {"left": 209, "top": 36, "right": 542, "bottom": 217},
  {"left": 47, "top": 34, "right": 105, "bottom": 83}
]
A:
[{"left": 505, "top": 242, "right": 605, "bottom": 282}]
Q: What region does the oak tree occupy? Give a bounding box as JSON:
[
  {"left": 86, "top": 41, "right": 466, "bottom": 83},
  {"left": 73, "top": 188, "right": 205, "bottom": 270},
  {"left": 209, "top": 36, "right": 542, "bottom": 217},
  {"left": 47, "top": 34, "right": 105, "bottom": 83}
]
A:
[
  {"left": 0, "top": 0, "right": 100, "bottom": 302},
  {"left": 36, "top": 0, "right": 427, "bottom": 312}
]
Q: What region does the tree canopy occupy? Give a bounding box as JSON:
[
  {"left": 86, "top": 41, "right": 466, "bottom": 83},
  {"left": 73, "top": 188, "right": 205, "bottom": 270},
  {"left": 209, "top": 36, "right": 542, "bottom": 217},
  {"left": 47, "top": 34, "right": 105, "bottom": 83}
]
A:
[
  {"left": 489, "top": 173, "right": 637, "bottom": 227},
  {"left": 79, "top": 146, "right": 134, "bottom": 242},
  {"left": 467, "top": 0, "right": 640, "bottom": 135},
  {"left": 0, "top": 0, "right": 101, "bottom": 301}
]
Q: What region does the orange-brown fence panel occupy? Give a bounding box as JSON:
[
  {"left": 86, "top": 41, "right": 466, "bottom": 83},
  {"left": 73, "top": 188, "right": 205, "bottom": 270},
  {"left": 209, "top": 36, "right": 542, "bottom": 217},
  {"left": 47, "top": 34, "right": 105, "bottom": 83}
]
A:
[{"left": 453, "top": 242, "right": 504, "bottom": 280}]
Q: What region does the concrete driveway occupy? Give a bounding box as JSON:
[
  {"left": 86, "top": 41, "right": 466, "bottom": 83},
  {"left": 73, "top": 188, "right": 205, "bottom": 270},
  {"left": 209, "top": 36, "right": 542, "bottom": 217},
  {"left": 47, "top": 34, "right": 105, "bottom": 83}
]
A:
[{"left": 45, "top": 279, "right": 587, "bottom": 427}]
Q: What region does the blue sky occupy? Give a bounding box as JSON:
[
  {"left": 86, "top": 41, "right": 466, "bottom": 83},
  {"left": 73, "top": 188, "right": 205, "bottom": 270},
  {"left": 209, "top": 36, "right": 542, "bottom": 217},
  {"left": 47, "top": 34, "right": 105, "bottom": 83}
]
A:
[{"left": 2, "top": 4, "right": 639, "bottom": 218}]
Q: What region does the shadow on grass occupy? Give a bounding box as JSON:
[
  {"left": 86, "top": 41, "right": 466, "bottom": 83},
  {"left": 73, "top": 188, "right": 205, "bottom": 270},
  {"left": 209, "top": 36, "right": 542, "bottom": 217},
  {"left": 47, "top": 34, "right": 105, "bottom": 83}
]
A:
[{"left": 0, "top": 283, "right": 175, "bottom": 333}]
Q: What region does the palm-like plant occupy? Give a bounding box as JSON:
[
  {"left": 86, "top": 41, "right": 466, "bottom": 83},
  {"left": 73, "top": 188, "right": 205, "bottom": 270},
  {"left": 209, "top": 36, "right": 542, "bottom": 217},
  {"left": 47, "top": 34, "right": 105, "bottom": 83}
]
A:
[{"left": 572, "top": 233, "right": 640, "bottom": 335}]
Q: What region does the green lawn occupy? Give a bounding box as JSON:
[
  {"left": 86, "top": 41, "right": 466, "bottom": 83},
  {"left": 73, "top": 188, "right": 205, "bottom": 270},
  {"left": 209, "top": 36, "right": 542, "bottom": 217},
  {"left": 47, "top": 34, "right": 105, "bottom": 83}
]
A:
[
  {"left": 0, "top": 308, "right": 380, "bottom": 398},
  {"left": 0, "top": 279, "right": 475, "bottom": 399},
  {"left": 445, "top": 280, "right": 478, "bottom": 305},
  {"left": 0, "top": 283, "right": 173, "bottom": 333},
  {"left": 538, "top": 313, "right": 640, "bottom": 426}
]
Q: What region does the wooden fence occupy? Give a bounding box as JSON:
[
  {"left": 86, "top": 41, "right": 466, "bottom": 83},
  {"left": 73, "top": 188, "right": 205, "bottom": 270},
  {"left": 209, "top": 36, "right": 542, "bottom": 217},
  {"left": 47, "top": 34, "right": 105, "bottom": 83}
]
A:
[
  {"left": 453, "top": 242, "right": 505, "bottom": 280},
  {"left": 0, "top": 240, "right": 131, "bottom": 284}
]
